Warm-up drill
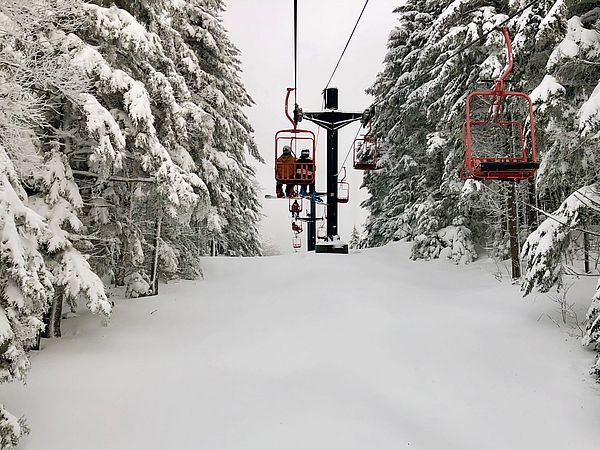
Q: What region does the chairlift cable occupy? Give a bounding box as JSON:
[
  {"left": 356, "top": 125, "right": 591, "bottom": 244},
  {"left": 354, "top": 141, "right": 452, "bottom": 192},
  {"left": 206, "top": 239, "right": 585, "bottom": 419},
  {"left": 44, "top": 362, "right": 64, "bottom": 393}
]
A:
[
  {"left": 338, "top": 124, "right": 363, "bottom": 175},
  {"left": 315, "top": 97, "right": 325, "bottom": 148},
  {"left": 324, "top": 0, "right": 370, "bottom": 91},
  {"left": 294, "top": 0, "right": 298, "bottom": 108}
]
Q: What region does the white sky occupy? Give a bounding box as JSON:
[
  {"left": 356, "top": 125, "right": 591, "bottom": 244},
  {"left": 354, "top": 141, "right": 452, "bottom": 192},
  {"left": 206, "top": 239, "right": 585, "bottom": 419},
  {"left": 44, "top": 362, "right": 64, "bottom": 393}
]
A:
[{"left": 223, "top": 0, "right": 400, "bottom": 253}]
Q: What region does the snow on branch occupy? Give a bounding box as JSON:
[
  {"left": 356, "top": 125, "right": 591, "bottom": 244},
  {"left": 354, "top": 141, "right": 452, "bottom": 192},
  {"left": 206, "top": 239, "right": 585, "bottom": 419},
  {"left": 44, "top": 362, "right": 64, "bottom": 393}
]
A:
[
  {"left": 547, "top": 17, "right": 600, "bottom": 70},
  {"left": 530, "top": 75, "right": 566, "bottom": 113},
  {"left": 0, "top": 146, "right": 52, "bottom": 383},
  {"left": 62, "top": 33, "right": 199, "bottom": 212},
  {"left": 77, "top": 93, "right": 125, "bottom": 176},
  {"left": 0, "top": 404, "right": 28, "bottom": 449},
  {"left": 82, "top": 3, "right": 162, "bottom": 55},
  {"left": 579, "top": 80, "right": 600, "bottom": 137},
  {"left": 536, "top": 0, "right": 566, "bottom": 43},
  {"left": 521, "top": 183, "right": 600, "bottom": 295},
  {"left": 54, "top": 248, "right": 111, "bottom": 317}
]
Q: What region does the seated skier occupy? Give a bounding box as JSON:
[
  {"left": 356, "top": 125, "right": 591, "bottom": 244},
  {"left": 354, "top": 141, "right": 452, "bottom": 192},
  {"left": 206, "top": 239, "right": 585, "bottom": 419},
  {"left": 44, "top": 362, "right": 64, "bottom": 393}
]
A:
[
  {"left": 290, "top": 199, "right": 301, "bottom": 218},
  {"left": 295, "top": 149, "right": 314, "bottom": 197},
  {"left": 275, "top": 145, "right": 296, "bottom": 198}
]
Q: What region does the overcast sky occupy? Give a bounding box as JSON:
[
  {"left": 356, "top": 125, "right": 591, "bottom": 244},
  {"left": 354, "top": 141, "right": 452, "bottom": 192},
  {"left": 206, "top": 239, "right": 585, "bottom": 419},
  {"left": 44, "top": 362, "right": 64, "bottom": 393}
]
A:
[{"left": 223, "top": 0, "right": 400, "bottom": 253}]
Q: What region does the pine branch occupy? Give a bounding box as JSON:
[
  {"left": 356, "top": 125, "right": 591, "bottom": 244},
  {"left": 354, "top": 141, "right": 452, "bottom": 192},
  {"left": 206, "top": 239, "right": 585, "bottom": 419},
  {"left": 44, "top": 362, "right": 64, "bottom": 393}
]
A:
[{"left": 72, "top": 170, "right": 155, "bottom": 184}]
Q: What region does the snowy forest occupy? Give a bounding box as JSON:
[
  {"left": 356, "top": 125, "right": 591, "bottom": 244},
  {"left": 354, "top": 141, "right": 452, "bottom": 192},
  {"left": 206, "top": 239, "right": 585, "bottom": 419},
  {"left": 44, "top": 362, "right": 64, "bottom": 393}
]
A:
[
  {"left": 364, "top": 0, "right": 600, "bottom": 381},
  {"left": 0, "top": 0, "right": 261, "bottom": 445},
  {"left": 2, "top": 0, "right": 600, "bottom": 448}
]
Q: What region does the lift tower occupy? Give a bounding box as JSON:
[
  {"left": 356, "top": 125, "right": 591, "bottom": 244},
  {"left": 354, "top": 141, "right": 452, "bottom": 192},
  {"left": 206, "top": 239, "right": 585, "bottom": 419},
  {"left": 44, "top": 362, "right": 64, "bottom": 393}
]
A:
[{"left": 303, "top": 88, "right": 363, "bottom": 254}]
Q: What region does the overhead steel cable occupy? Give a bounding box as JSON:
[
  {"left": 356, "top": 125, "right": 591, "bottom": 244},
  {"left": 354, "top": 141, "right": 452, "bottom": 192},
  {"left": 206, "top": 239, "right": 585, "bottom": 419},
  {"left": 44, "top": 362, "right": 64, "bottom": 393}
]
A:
[
  {"left": 338, "top": 124, "right": 363, "bottom": 175},
  {"left": 324, "top": 0, "right": 370, "bottom": 91},
  {"left": 294, "top": 0, "right": 298, "bottom": 109}
]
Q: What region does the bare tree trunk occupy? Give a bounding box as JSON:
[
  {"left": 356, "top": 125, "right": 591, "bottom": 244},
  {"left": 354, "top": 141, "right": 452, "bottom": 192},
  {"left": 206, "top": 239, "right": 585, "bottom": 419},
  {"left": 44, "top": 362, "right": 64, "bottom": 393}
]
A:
[
  {"left": 527, "top": 177, "right": 537, "bottom": 231},
  {"left": 149, "top": 213, "right": 162, "bottom": 296},
  {"left": 584, "top": 230, "right": 591, "bottom": 273},
  {"left": 44, "top": 287, "right": 63, "bottom": 338},
  {"left": 507, "top": 181, "right": 521, "bottom": 279}
]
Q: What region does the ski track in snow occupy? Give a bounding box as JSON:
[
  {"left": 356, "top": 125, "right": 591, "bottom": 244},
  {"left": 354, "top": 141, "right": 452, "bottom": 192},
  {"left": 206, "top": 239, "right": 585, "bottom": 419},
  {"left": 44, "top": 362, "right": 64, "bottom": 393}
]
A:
[{"left": 2, "top": 242, "right": 600, "bottom": 450}]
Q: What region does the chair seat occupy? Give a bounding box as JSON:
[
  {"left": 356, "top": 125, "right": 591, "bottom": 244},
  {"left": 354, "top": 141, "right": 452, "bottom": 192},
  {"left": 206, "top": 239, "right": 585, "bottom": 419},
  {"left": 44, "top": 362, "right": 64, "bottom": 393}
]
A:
[{"left": 479, "top": 161, "right": 540, "bottom": 171}]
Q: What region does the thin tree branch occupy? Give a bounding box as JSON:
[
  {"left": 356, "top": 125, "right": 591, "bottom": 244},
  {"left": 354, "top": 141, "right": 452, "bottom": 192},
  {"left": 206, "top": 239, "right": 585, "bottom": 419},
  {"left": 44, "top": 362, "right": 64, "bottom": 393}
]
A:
[{"left": 72, "top": 170, "right": 155, "bottom": 184}]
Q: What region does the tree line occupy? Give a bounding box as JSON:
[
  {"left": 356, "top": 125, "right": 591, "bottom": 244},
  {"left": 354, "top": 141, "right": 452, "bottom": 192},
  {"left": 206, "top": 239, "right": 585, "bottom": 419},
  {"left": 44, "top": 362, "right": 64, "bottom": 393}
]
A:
[
  {"left": 0, "top": 0, "right": 261, "bottom": 445},
  {"left": 363, "top": 0, "right": 600, "bottom": 378}
]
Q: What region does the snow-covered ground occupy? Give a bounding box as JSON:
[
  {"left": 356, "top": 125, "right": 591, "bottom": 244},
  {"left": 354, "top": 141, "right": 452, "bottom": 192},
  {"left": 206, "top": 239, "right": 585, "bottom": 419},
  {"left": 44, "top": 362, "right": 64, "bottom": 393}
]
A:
[{"left": 2, "top": 243, "right": 600, "bottom": 450}]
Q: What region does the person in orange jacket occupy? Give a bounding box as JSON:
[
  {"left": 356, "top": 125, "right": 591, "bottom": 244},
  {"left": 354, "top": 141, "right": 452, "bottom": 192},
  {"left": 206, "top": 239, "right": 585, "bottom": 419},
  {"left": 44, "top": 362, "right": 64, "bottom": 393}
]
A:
[{"left": 276, "top": 145, "right": 296, "bottom": 197}]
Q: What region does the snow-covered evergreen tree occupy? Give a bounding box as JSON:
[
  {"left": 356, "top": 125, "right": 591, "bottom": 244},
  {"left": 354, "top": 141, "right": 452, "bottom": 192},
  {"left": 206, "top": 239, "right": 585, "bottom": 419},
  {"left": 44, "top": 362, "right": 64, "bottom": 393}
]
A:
[
  {"left": 0, "top": 403, "right": 27, "bottom": 449},
  {"left": 0, "top": 150, "right": 50, "bottom": 364},
  {"left": 0, "top": 0, "right": 262, "bottom": 439},
  {"left": 0, "top": 0, "right": 115, "bottom": 333},
  {"left": 28, "top": 148, "right": 112, "bottom": 335},
  {"left": 0, "top": 1, "right": 95, "bottom": 442},
  {"left": 67, "top": 2, "right": 204, "bottom": 288},
  {"left": 168, "top": 0, "right": 263, "bottom": 256},
  {"left": 0, "top": 147, "right": 52, "bottom": 444},
  {"left": 349, "top": 225, "right": 361, "bottom": 249},
  {"left": 62, "top": 0, "right": 262, "bottom": 287},
  {"left": 363, "top": 1, "right": 586, "bottom": 264},
  {"left": 365, "top": 0, "right": 527, "bottom": 261},
  {"left": 501, "top": 2, "right": 600, "bottom": 376}
]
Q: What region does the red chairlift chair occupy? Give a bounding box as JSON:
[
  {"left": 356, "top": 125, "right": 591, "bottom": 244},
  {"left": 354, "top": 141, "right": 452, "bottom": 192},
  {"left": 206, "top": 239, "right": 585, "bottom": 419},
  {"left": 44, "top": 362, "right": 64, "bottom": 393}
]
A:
[
  {"left": 353, "top": 124, "right": 378, "bottom": 171},
  {"left": 292, "top": 234, "right": 302, "bottom": 249},
  {"left": 275, "top": 88, "right": 316, "bottom": 187},
  {"left": 317, "top": 218, "right": 327, "bottom": 240},
  {"left": 462, "top": 27, "right": 539, "bottom": 181},
  {"left": 291, "top": 220, "right": 303, "bottom": 234},
  {"left": 338, "top": 167, "right": 350, "bottom": 203}
]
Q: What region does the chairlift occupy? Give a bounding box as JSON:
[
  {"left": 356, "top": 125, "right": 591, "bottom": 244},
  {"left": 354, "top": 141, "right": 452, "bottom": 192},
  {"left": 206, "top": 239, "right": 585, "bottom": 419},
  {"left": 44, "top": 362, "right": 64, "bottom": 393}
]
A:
[
  {"left": 292, "top": 234, "right": 302, "bottom": 249},
  {"left": 317, "top": 219, "right": 327, "bottom": 240},
  {"left": 353, "top": 123, "right": 378, "bottom": 171},
  {"left": 461, "top": 27, "right": 539, "bottom": 181},
  {"left": 338, "top": 167, "right": 349, "bottom": 203},
  {"left": 291, "top": 220, "right": 303, "bottom": 234},
  {"left": 275, "top": 88, "right": 316, "bottom": 185}
]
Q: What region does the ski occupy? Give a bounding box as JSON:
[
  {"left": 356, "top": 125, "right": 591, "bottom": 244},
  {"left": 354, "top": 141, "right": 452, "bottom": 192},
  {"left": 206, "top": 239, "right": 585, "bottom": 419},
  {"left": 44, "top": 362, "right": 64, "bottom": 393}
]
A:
[
  {"left": 264, "top": 193, "right": 326, "bottom": 202},
  {"left": 294, "top": 216, "right": 325, "bottom": 222},
  {"left": 264, "top": 194, "right": 286, "bottom": 199}
]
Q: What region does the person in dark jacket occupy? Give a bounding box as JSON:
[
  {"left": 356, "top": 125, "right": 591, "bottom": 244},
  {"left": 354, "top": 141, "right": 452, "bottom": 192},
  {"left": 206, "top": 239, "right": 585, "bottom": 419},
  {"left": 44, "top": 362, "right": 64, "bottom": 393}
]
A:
[
  {"left": 290, "top": 199, "right": 301, "bottom": 218},
  {"left": 296, "top": 149, "right": 314, "bottom": 197}
]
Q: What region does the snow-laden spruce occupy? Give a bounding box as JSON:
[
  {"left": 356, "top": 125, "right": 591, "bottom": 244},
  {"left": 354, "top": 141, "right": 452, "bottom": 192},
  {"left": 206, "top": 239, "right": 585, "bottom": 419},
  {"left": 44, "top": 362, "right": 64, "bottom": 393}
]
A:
[
  {"left": 363, "top": 0, "right": 597, "bottom": 264},
  {"left": 0, "top": 147, "right": 51, "bottom": 446},
  {"left": 520, "top": 5, "right": 600, "bottom": 376},
  {"left": 0, "top": 1, "right": 105, "bottom": 442},
  {"left": 0, "top": 0, "right": 262, "bottom": 444},
  {"left": 363, "top": 0, "right": 552, "bottom": 260}
]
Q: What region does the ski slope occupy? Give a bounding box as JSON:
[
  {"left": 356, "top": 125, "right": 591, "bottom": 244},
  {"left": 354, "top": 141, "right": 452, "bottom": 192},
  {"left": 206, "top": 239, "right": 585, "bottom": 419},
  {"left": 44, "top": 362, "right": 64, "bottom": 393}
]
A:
[{"left": 2, "top": 243, "right": 600, "bottom": 450}]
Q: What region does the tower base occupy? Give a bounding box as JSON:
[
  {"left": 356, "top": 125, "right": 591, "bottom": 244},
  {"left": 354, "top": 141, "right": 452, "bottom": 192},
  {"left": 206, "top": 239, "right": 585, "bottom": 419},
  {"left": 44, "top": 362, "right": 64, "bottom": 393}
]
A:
[{"left": 315, "top": 241, "right": 349, "bottom": 254}]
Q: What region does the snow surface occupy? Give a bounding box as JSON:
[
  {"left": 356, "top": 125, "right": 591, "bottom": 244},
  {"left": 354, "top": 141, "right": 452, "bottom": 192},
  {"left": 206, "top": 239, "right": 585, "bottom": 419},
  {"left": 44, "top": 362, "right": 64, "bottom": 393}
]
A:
[{"left": 2, "top": 243, "right": 600, "bottom": 450}]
